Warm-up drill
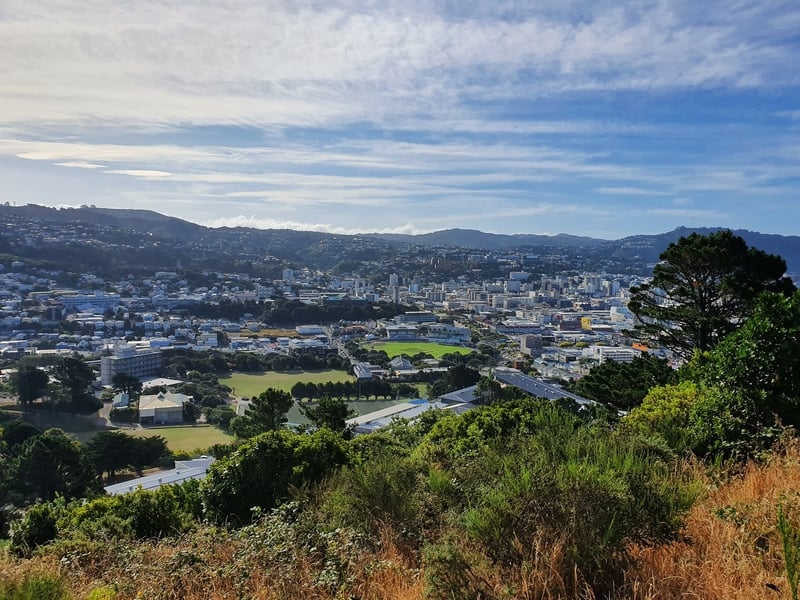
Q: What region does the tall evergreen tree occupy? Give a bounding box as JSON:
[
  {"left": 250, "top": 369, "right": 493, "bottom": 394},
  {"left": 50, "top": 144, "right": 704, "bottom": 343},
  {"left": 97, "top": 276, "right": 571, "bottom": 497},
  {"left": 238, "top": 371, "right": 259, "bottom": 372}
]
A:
[{"left": 628, "top": 230, "right": 794, "bottom": 357}]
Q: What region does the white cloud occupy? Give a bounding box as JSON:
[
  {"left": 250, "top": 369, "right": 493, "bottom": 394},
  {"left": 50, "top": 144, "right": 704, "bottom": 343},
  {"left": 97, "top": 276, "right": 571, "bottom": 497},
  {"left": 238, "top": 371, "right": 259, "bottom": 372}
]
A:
[
  {"left": 1, "top": 1, "right": 797, "bottom": 129},
  {"left": 53, "top": 161, "right": 105, "bottom": 169},
  {"left": 201, "top": 215, "right": 429, "bottom": 235},
  {"left": 104, "top": 169, "right": 172, "bottom": 179}
]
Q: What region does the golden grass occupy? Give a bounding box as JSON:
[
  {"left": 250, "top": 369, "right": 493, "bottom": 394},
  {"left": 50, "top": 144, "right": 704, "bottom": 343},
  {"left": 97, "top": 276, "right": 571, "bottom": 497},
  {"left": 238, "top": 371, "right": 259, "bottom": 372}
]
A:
[{"left": 620, "top": 444, "right": 800, "bottom": 600}]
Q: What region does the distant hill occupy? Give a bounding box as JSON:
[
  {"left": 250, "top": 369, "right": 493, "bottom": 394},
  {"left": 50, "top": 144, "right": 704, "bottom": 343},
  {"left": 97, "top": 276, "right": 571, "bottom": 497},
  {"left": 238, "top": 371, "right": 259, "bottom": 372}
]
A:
[
  {"left": 601, "top": 227, "right": 800, "bottom": 275},
  {"left": 1, "top": 204, "right": 799, "bottom": 275},
  {"left": 371, "top": 228, "right": 604, "bottom": 249},
  {"left": 372, "top": 225, "right": 800, "bottom": 274},
  {"left": 0, "top": 204, "right": 205, "bottom": 239}
]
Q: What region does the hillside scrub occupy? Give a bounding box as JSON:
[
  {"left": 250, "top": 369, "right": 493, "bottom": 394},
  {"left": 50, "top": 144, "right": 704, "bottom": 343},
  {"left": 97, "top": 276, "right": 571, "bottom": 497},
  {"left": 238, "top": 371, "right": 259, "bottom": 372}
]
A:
[
  {"left": 2, "top": 401, "right": 704, "bottom": 598},
  {"left": 7, "top": 443, "right": 800, "bottom": 599}
]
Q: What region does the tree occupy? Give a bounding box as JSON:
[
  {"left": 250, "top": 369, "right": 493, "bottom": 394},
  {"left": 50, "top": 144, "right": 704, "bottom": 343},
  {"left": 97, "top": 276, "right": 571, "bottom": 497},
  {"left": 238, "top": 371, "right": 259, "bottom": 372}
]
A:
[
  {"left": 12, "top": 365, "right": 50, "bottom": 407},
  {"left": 229, "top": 388, "right": 293, "bottom": 438},
  {"left": 0, "top": 419, "right": 40, "bottom": 454},
  {"left": 203, "top": 405, "right": 236, "bottom": 430},
  {"left": 290, "top": 381, "right": 309, "bottom": 401},
  {"left": 86, "top": 431, "right": 169, "bottom": 480},
  {"left": 201, "top": 428, "right": 349, "bottom": 525},
  {"left": 300, "top": 396, "right": 356, "bottom": 432},
  {"left": 574, "top": 354, "right": 677, "bottom": 410},
  {"left": 694, "top": 290, "right": 800, "bottom": 430},
  {"left": 50, "top": 356, "right": 97, "bottom": 413},
  {"left": 111, "top": 372, "right": 143, "bottom": 403},
  {"left": 182, "top": 401, "right": 201, "bottom": 423},
  {"left": 475, "top": 375, "right": 502, "bottom": 404},
  {"left": 85, "top": 430, "right": 132, "bottom": 481},
  {"left": 628, "top": 230, "right": 795, "bottom": 358},
  {"left": 428, "top": 364, "right": 481, "bottom": 399},
  {"left": 14, "top": 428, "right": 97, "bottom": 501}
]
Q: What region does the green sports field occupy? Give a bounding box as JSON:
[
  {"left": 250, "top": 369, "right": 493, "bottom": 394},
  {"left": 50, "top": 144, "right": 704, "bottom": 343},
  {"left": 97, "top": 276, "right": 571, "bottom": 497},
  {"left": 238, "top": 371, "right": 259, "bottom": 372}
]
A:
[
  {"left": 367, "top": 341, "right": 472, "bottom": 359},
  {"left": 220, "top": 369, "right": 355, "bottom": 398},
  {"left": 130, "top": 425, "right": 234, "bottom": 453}
]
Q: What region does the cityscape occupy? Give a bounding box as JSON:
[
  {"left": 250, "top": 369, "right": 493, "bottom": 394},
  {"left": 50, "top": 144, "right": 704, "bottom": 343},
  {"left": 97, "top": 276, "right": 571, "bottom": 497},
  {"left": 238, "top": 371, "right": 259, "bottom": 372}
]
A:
[{"left": 2, "top": 0, "right": 800, "bottom": 597}]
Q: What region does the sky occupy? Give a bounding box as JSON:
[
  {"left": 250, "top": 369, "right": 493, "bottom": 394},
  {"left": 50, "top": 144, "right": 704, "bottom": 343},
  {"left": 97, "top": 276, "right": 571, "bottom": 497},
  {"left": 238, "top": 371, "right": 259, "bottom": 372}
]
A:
[{"left": 1, "top": 0, "right": 799, "bottom": 240}]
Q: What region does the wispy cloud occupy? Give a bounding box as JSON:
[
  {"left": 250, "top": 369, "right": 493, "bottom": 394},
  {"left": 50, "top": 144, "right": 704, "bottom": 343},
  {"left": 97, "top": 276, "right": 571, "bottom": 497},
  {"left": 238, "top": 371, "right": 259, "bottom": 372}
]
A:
[
  {"left": 0, "top": 1, "right": 798, "bottom": 238},
  {"left": 2, "top": 1, "right": 798, "bottom": 128},
  {"left": 53, "top": 161, "right": 105, "bottom": 169}
]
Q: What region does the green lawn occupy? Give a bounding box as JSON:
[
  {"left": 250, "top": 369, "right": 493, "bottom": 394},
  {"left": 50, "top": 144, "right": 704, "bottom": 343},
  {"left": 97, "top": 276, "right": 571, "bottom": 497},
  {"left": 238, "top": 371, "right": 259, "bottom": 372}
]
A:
[
  {"left": 130, "top": 425, "right": 234, "bottom": 453},
  {"left": 220, "top": 369, "right": 355, "bottom": 398},
  {"left": 367, "top": 341, "right": 472, "bottom": 359}
]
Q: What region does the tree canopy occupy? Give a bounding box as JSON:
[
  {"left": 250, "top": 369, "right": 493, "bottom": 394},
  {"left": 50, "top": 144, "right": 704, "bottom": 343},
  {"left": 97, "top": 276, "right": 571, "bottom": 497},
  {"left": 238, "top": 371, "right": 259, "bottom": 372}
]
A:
[
  {"left": 229, "top": 388, "right": 293, "bottom": 438},
  {"left": 300, "top": 396, "right": 356, "bottom": 433},
  {"left": 11, "top": 365, "right": 49, "bottom": 406},
  {"left": 573, "top": 353, "right": 677, "bottom": 410},
  {"left": 628, "top": 230, "right": 795, "bottom": 358}
]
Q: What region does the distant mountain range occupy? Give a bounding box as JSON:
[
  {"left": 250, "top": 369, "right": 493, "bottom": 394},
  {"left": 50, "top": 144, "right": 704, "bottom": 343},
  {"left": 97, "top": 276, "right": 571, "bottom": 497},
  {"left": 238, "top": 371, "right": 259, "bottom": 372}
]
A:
[
  {"left": 1, "top": 204, "right": 799, "bottom": 275},
  {"left": 370, "top": 228, "right": 603, "bottom": 249}
]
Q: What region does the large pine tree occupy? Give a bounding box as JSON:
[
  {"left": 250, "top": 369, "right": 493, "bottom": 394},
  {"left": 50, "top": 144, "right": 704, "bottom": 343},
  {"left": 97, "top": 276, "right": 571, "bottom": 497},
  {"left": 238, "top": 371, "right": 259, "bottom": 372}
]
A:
[{"left": 628, "top": 230, "right": 795, "bottom": 358}]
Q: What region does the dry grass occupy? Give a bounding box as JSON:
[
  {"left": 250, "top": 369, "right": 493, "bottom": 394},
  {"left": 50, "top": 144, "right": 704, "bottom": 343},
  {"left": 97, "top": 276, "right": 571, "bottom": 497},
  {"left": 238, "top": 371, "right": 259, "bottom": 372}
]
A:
[
  {"left": 619, "top": 443, "right": 800, "bottom": 600},
  {"left": 6, "top": 445, "right": 800, "bottom": 599},
  {"left": 0, "top": 526, "right": 425, "bottom": 600}
]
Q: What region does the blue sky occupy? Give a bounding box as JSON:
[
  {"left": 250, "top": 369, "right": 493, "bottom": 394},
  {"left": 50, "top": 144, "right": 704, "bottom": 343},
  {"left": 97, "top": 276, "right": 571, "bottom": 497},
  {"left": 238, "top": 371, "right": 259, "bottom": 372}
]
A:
[{"left": 1, "top": 0, "right": 798, "bottom": 239}]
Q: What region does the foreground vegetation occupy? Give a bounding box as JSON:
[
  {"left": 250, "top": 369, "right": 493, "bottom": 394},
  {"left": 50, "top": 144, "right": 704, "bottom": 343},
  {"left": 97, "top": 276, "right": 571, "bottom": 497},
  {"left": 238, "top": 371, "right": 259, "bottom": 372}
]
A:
[{"left": 5, "top": 416, "right": 800, "bottom": 599}]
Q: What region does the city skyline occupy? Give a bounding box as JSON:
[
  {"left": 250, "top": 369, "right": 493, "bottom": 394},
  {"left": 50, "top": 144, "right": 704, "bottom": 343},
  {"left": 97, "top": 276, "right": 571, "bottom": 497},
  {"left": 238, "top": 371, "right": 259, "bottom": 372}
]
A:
[{"left": 1, "top": 1, "right": 799, "bottom": 238}]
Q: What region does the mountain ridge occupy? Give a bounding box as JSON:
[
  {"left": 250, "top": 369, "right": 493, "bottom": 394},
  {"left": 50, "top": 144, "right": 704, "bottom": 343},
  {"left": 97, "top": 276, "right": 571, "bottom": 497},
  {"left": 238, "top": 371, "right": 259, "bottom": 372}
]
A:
[{"left": 1, "top": 203, "right": 799, "bottom": 273}]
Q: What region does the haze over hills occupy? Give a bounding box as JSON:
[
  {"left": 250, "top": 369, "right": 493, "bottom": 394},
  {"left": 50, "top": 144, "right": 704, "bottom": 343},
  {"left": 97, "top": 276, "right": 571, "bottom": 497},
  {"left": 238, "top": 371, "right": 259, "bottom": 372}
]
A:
[{"left": 1, "top": 204, "right": 800, "bottom": 275}]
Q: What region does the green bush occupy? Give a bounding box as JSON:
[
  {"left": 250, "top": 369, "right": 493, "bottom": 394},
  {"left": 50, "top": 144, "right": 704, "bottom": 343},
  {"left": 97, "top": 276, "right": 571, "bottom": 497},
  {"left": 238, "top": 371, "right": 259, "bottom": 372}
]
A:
[
  {"left": 85, "top": 587, "right": 116, "bottom": 600},
  {"left": 202, "top": 429, "right": 350, "bottom": 526},
  {"left": 10, "top": 503, "right": 60, "bottom": 557},
  {"left": 423, "top": 536, "right": 490, "bottom": 600},
  {"left": 320, "top": 453, "right": 424, "bottom": 535},
  {"left": 0, "top": 573, "right": 69, "bottom": 600},
  {"left": 67, "top": 484, "right": 196, "bottom": 540},
  {"left": 456, "top": 427, "right": 696, "bottom": 590}
]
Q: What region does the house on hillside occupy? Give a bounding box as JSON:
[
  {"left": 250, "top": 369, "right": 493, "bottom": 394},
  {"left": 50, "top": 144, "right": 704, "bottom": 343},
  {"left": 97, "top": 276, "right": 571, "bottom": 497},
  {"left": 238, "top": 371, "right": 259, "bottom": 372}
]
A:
[{"left": 139, "top": 391, "right": 190, "bottom": 425}]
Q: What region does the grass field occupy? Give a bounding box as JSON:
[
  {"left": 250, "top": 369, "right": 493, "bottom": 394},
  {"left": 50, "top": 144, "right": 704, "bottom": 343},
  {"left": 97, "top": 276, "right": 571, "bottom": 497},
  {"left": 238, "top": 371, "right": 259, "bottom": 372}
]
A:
[
  {"left": 367, "top": 341, "right": 472, "bottom": 359},
  {"left": 220, "top": 369, "right": 354, "bottom": 398},
  {"left": 130, "top": 425, "right": 234, "bottom": 453}
]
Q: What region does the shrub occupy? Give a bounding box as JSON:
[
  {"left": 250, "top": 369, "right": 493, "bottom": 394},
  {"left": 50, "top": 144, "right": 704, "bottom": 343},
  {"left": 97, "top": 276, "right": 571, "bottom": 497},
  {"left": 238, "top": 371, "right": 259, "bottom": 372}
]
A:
[
  {"left": 10, "top": 503, "right": 60, "bottom": 557},
  {"left": 470, "top": 430, "right": 694, "bottom": 590},
  {"left": 0, "top": 573, "right": 69, "bottom": 600},
  {"left": 202, "top": 429, "right": 349, "bottom": 526},
  {"left": 423, "top": 536, "right": 491, "bottom": 600}
]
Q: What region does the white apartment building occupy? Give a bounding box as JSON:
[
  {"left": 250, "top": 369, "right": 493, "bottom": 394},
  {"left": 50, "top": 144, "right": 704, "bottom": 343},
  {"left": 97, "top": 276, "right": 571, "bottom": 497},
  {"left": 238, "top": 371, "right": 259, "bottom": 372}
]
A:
[
  {"left": 101, "top": 342, "right": 162, "bottom": 386},
  {"left": 582, "top": 345, "right": 639, "bottom": 364}
]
